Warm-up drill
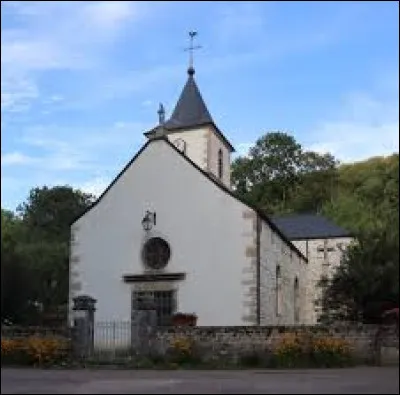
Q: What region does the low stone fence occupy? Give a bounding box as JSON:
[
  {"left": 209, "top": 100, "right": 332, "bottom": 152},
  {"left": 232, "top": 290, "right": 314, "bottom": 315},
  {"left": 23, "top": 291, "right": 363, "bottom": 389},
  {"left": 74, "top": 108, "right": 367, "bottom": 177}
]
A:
[
  {"left": 2, "top": 323, "right": 398, "bottom": 367},
  {"left": 153, "top": 324, "right": 397, "bottom": 364},
  {"left": 87, "top": 323, "right": 398, "bottom": 366}
]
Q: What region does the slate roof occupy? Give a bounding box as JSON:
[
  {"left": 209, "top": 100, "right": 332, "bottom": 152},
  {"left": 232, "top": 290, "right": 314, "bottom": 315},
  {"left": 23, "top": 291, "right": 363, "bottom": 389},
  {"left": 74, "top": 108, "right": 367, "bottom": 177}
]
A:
[
  {"left": 164, "top": 70, "right": 214, "bottom": 130},
  {"left": 144, "top": 69, "right": 235, "bottom": 152},
  {"left": 271, "top": 214, "right": 353, "bottom": 240}
]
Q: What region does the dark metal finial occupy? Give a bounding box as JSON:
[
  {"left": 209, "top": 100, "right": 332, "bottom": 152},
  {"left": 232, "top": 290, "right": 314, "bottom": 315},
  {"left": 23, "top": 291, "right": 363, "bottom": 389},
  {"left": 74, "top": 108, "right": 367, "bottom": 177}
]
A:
[
  {"left": 184, "top": 31, "right": 201, "bottom": 75},
  {"left": 157, "top": 103, "right": 165, "bottom": 125}
]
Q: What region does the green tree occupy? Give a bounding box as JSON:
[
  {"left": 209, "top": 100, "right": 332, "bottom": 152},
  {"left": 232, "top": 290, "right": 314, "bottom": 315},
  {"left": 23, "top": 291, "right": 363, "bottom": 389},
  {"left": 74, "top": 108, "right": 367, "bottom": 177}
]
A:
[
  {"left": 322, "top": 154, "right": 399, "bottom": 234},
  {"left": 231, "top": 131, "right": 338, "bottom": 214},
  {"left": 18, "top": 186, "right": 95, "bottom": 321},
  {"left": 2, "top": 186, "right": 95, "bottom": 325},
  {"left": 17, "top": 186, "right": 95, "bottom": 242},
  {"left": 319, "top": 226, "right": 399, "bottom": 324},
  {"left": 1, "top": 210, "right": 37, "bottom": 324}
]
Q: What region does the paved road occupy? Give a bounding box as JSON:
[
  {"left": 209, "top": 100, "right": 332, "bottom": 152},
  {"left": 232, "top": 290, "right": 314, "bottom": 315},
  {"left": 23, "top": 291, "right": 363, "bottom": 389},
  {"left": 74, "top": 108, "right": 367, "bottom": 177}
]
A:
[{"left": 1, "top": 367, "right": 399, "bottom": 394}]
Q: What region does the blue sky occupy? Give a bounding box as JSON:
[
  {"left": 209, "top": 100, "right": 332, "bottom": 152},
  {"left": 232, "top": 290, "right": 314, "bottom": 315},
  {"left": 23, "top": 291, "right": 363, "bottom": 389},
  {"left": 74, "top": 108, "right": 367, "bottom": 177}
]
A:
[{"left": 1, "top": 1, "right": 399, "bottom": 210}]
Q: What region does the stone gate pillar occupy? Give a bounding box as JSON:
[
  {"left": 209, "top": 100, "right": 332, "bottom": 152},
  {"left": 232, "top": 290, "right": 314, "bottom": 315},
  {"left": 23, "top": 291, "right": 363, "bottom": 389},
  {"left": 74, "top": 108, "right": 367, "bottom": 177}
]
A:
[
  {"left": 72, "top": 295, "right": 97, "bottom": 359},
  {"left": 131, "top": 297, "right": 157, "bottom": 356}
]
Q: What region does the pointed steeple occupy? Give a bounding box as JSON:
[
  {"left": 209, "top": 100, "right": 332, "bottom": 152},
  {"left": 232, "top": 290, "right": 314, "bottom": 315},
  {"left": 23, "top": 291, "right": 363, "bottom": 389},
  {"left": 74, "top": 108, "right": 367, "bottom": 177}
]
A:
[
  {"left": 144, "top": 66, "right": 235, "bottom": 152},
  {"left": 144, "top": 32, "right": 235, "bottom": 152},
  {"left": 163, "top": 70, "right": 214, "bottom": 130}
]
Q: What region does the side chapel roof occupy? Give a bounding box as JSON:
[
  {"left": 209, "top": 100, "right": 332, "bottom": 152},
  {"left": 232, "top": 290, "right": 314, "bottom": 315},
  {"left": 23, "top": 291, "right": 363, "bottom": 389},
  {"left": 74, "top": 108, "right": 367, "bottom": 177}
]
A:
[{"left": 271, "top": 214, "right": 353, "bottom": 240}]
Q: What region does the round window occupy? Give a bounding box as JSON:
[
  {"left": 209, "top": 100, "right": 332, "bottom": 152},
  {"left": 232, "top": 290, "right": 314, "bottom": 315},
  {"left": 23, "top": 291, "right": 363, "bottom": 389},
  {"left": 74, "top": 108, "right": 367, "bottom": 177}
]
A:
[{"left": 142, "top": 237, "right": 171, "bottom": 270}]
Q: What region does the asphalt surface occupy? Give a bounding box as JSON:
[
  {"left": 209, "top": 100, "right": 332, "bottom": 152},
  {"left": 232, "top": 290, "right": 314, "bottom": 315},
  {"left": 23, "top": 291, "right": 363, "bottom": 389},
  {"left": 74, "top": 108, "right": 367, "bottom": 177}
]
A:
[{"left": 1, "top": 367, "right": 399, "bottom": 394}]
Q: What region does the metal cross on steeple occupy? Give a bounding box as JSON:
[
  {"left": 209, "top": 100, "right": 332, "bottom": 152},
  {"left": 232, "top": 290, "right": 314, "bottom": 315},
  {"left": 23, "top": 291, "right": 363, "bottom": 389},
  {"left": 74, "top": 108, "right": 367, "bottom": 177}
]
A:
[
  {"left": 157, "top": 103, "right": 165, "bottom": 125},
  {"left": 184, "top": 31, "right": 201, "bottom": 75}
]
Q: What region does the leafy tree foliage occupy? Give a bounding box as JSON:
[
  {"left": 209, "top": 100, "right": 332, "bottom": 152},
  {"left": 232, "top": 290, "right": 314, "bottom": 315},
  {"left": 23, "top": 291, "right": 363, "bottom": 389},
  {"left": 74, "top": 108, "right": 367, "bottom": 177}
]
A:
[
  {"left": 17, "top": 186, "right": 95, "bottom": 242},
  {"left": 322, "top": 154, "right": 399, "bottom": 234},
  {"left": 319, "top": 225, "right": 399, "bottom": 324},
  {"left": 1, "top": 209, "right": 36, "bottom": 324},
  {"left": 231, "top": 131, "right": 337, "bottom": 214},
  {"left": 1, "top": 187, "right": 94, "bottom": 325}
]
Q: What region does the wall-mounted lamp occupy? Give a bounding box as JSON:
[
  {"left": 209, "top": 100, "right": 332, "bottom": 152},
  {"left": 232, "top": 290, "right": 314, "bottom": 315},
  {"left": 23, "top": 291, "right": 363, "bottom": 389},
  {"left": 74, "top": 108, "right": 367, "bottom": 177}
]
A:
[{"left": 141, "top": 211, "right": 156, "bottom": 232}]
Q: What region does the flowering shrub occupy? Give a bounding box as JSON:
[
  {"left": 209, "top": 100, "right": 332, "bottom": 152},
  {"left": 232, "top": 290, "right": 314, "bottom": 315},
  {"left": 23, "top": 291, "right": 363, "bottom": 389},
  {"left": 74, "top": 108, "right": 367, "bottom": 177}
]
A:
[
  {"left": 1, "top": 338, "right": 27, "bottom": 365},
  {"left": 271, "top": 332, "right": 353, "bottom": 368},
  {"left": 1, "top": 339, "right": 21, "bottom": 355},
  {"left": 312, "top": 337, "right": 351, "bottom": 353},
  {"left": 273, "top": 332, "right": 304, "bottom": 367},
  {"left": 1, "top": 330, "right": 355, "bottom": 369},
  {"left": 1, "top": 336, "right": 70, "bottom": 366},
  {"left": 25, "top": 336, "right": 70, "bottom": 365},
  {"left": 168, "top": 335, "right": 200, "bottom": 365},
  {"left": 311, "top": 336, "right": 352, "bottom": 367},
  {"left": 170, "top": 336, "right": 193, "bottom": 356}
]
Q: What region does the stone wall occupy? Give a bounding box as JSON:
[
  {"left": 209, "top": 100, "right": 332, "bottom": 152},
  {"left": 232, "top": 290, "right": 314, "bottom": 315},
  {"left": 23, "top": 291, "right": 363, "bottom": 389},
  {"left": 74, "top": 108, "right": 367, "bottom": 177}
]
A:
[
  {"left": 259, "top": 222, "right": 308, "bottom": 326},
  {"left": 153, "top": 324, "right": 398, "bottom": 364},
  {"left": 293, "top": 237, "right": 354, "bottom": 325}
]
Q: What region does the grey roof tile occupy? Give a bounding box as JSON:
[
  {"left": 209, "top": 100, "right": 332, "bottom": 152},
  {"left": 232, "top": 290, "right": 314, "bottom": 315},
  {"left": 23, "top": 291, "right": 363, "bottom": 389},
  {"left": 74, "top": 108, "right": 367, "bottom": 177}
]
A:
[
  {"left": 144, "top": 69, "right": 235, "bottom": 152},
  {"left": 271, "top": 214, "right": 353, "bottom": 240},
  {"left": 164, "top": 72, "right": 214, "bottom": 130}
]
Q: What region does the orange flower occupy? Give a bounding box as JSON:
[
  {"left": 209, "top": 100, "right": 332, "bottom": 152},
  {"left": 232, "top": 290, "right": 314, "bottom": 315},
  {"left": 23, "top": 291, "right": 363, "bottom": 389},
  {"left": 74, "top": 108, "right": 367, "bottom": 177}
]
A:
[{"left": 2, "top": 336, "right": 70, "bottom": 365}]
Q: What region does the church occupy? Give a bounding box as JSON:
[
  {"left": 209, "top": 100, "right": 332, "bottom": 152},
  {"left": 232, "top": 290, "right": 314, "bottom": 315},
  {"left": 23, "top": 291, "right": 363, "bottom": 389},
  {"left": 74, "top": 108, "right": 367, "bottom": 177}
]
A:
[{"left": 68, "top": 60, "right": 353, "bottom": 330}]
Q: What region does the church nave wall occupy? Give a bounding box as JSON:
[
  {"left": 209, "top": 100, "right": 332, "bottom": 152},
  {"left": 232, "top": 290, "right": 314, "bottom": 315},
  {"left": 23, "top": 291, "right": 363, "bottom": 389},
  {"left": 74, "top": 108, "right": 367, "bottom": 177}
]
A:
[{"left": 259, "top": 221, "right": 308, "bottom": 326}]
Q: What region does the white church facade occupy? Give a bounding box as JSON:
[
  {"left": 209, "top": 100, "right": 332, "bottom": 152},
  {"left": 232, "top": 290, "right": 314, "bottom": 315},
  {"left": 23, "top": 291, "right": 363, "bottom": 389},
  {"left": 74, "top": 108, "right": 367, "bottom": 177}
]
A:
[{"left": 69, "top": 65, "right": 353, "bottom": 331}]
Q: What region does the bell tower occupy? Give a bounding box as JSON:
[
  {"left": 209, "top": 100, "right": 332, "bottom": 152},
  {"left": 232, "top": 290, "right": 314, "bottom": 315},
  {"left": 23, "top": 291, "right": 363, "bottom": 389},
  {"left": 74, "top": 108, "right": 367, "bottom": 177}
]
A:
[{"left": 145, "top": 32, "right": 235, "bottom": 188}]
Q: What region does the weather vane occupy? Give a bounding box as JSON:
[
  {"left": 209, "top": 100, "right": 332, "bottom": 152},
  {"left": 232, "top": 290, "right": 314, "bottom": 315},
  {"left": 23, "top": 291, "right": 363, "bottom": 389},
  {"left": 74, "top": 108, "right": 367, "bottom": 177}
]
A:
[{"left": 184, "top": 31, "right": 202, "bottom": 74}]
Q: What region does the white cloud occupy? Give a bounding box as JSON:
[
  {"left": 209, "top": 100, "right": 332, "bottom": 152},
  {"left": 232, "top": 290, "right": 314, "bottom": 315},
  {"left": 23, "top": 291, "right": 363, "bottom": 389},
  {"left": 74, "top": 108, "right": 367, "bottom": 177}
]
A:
[
  {"left": 308, "top": 121, "right": 398, "bottom": 163},
  {"left": 41, "top": 95, "right": 64, "bottom": 106},
  {"left": 1, "top": 73, "right": 39, "bottom": 112},
  {"left": 1, "top": 1, "right": 140, "bottom": 114},
  {"left": 79, "top": 177, "right": 111, "bottom": 197},
  {"left": 1, "top": 119, "right": 146, "bottom": 209},
  {"left": 1, "top": 38, "right": 86, "bottom": 71},
  {"left": 1, "top": 176, "right": 29, "bottom": 210},
  {"left": 234, "top": 73, "right": 398, "bottom": 164},
  {"left": 306, "top": 79, "right": 399, "bottom": 163},
  {"left": 2, "top": 1, "right": 76, "bottom": 17},
  {"left": 0, "top": 150, "right": 87, "bottom": 173},
  {"left": 84, "top": 1, "right": 136, "bottom": 31},
  {"left": 49, "top": 95, "right": 64, "bottom": 103},
  {"left": 0, "top": 119, "right": 148, "bottom": 210},
  {"left": 2, "top": 1, "right": 139, "bottom": 68},
  {"left": 16, "top": 121, "right": 149, "bottom": 173},
  {"left": 1, "top": 151, "right": 36, "bottom": 166},
  {"left": 1, "top": 149, "right": 87, "bottom": 171}
]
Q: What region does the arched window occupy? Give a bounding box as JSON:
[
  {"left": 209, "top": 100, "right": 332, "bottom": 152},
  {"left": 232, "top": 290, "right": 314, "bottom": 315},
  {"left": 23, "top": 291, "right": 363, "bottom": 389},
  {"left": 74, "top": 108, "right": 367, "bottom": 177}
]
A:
[
  {"left": 276, "top": 265, "right": 282, "bottom": 317},
  {"left": 294, "top": 277, "right": 299, "bottom": 323},
  {"left": 218, "top": 149, "right": 223, "bottom": 179}
]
